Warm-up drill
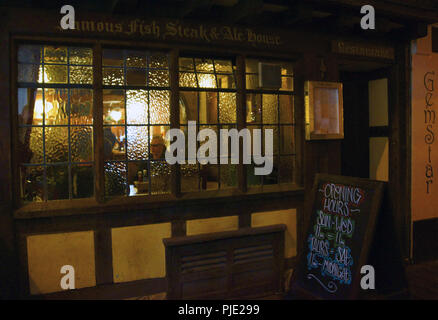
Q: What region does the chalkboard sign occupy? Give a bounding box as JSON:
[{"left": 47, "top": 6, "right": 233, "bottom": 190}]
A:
[{"left": 290, "top": 174, "right": 386, "bottom": 299}]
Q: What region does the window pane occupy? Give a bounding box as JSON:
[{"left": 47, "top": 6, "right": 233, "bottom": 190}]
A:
[
  {"left": 149, "top": 69, "right": 169, "bottom": 87},
  {"left": 71, "top": 89, "right": 93, "bottom": 125},
  {"left": 150, "top": 53, "right": 168, "bottom": 69},
  {"left": 71, "top": 126, "right": 93, "bottom": 162},
  {"left": 217, "top": 74, "right": 235, "bottom": 89},
  {"left": 18, "top": 127, "right": 43, "bottom": 164},
  {"left": 128, "top": 161, "right": 148, "bottom": 196},
  {"left": 198, "top": 125, "right": 219, "bottom": 191},
  {"left": 45, "top": 127, "right": 69, "bottom": 163},
  {"left": 126, "top": 50, "right": 147, "bottom": 68},
  {"left": 126, "top": 89, "right": 148, "bottom": 124},
  {"left": 198, "top": 73, "right": 216, "bottom": 88},
  {"left": 280, "top": 125, "right": 295, "bottom": 155},
  {"left": 214, "top": 60, "right": 233, "bottom": 73},
  {"left": 281, "top": 63, "right": 293, "bottom": 76},
  {"left": 44, "top": 46, "right": 67, "bottom": 64},
  {"left": 245, "top": 59, "right": 258, "bottom": 73},
  {"left": 126, "top": 68, "right": 146, "bottom": 86},
  {"left": 18, "top": 88, "right": 41, "bottom": 126},
  {"left": 105, "top": 162, "right": 127, "bottom": 196},
  {"left": 103, "top": 89, "right": 125, "bottom": 124},
  {"left": 262, "top": 94, "right": 278, "bottom": 124},
  {"left": 70, "top": 66, "right": 93, "bottom": 84},
  {"left": 281, "top": 76, "right": 293, "bottom": 91},
  {"left": 247, "top": 162, "right": 262, "bottom": 187},
  {"left": 69, "top": 47, "right": 93, "bottom": 65},
  {"left": 246, "top": 74, "right": 259, "bottom": 89},
  {"left": 127, "top": 126, "right": 149, "bottom": 160},
  {"left": 72, "top": 164, "right": 94, "bottom": 198},
  {"left": 18, "top": 64, "right": 40, "bottom": 83},
  {"left": 44, "top": 88, "right": 68, "bottom": 125},
  {"left": 179, "top": 72, "right": 197, "bottom": 87},
  {"left": 18, "top": 45, "right": 41, "bottom": 63},
  {"left": 279, "top": 95, "right": 294, "bottom": 124},
  {"left": 20, "top": 166, "right": 44, "bottom": 202},
  {"left": 246, "top": 93, "right": 262, "bottom": 124},
  {"left": 149, "top": 90, "right": 170, "bottom": 124},
  {"left": 195, "top": 58, "right": 214, "bottom": 72},
  {"left": 149, "top": 161, "right": 171, "bottom": 194},
  {"left": 180, "top": 91, "right": 198, "bottom": 124},
  {"left": 150, "top": 127, "right": 170, "bottom": 160},
  {"left": 103, "top": 49, "right": 124, "bottom": 66},
  {"left": 219, "top": 92, "right": 236, "bottom": 123},
  {"left": 43, "top": 65, "right": 68, "bottom": 84},
  {"left": 179, "top": 58, "right": 194, "bottom": 71},
  {"left": 263, "top": 156, "right": 278, "bottom": 185},
  {"left": 199, "top": 92, "right": 218, "bottom": 124},
  {"left": 46, "top": 165, "right": 69, "bottom": 200},
  {"left": 103, "top": 67, "right": 124, "bottom": 86},
  {"left": 221, "top": 163, "right": 237, "bottom": 189},
  {"left": 181, "top": 164, "right": 199, "bottom": 192},
  {"left": 104, "top": 126, "right": 126, "bottom": 161},
  {"left": 265, "top": 125, "right": 279, "bottom": 155}
]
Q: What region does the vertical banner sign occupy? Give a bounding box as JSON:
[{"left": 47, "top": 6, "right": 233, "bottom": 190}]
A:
[
  {"left": 290, "top": 174, "right": 385, "bottom": 299},
  {"left": 412, "top": 53, "right": 438, "bottom": 221}
]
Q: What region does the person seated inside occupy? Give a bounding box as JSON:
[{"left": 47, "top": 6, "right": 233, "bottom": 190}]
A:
[
  {"left": 150, "top": 135, "right": 167, "bottom": 160},
  {"left": 132, "top": 135, "right": 170, "bottom": 195}
]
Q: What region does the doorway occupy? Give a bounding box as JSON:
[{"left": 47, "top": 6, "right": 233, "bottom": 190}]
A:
[{"left": 340, "top": 62, "right": 391, "bottom": 181}]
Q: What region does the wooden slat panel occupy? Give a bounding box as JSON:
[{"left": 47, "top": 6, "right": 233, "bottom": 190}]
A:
[{"left": 164, "top": 225, "right": 285, "bottom": 299}]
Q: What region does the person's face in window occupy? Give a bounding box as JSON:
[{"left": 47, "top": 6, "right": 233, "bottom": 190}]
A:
[{"left": 150, "top": 137, "right": 165, "bottom": 160}]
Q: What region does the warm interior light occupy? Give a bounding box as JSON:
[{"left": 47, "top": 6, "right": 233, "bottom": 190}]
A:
[
  {"left": 37, "top": 66, "right": 50, "bottom": 83},
  {"left": 110, "top": 110, "right": 122, "bottom": 122},
  {"left": 33, "top": 98, "right": 53, "bottom": 120},
  {"left": 198, "top": 74, "right": 215, "bottom": 88},
  {"left": 128, "top": 102, "right": 147, "bottom": 122}
]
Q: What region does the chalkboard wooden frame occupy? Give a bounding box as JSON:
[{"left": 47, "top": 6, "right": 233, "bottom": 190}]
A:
[{"left": 290, "top": 173, "right": 386, "bottom": 300}]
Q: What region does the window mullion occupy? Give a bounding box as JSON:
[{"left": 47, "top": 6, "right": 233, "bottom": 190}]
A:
[
  {"left": 93, "top": 42, "right": 104, "bottom": 202},
  {"left": 169, "top": 48, "right": 181, "bottom": 197},
  {"left": 236, "top": 55, "right": 247, "bottom": 193}
]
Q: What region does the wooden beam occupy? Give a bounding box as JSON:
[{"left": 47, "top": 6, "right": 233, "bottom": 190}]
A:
[
  {"left": 222, "top": 0, "right": 265, "bottom": 23},
  {"left": 307, "top": 0, "right": 438, "bottom": 23}
]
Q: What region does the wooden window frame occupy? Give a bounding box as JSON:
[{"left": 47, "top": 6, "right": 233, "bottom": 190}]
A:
[{"left": 11, "top": 36, "right": 304, "bottom": 217}]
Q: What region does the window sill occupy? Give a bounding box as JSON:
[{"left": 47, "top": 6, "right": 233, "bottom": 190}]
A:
[{"left": 13, "top": 183, "right": 304, "bottom": 219}]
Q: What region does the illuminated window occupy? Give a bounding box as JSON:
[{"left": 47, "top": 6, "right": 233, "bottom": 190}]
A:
[
  {"left": 16, "top": 45, "right": 297, "bottom": 205},
  {"left": 245, "top": 59, "right": 295, "bottom": 186},
  {"left": 102, "top": 49, "right": 171, "bottom": 196},
  {"left": 17, "top": 45, "right": 94, "bottom": 202},
  {"left": 179, "top": 57, "right": 237, "bottom": 192}
]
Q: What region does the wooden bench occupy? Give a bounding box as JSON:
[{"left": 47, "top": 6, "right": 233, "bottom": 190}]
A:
[{"left": 163, "top": 224, "right": 286, "bottom": 299}]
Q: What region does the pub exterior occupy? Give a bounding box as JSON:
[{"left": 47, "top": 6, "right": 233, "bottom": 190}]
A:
[{"left": 0, "top": 1, "right": 436, "bottom": 299}]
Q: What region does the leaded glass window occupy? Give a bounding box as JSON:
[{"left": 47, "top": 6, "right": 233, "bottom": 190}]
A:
[
  {"left": 102, "top": 49, "right": 171, "bottom": 196},
  {"left": 17, "top": 45, "right": 94, "bottom": 202},
  {"left": 179, "top": 57, "right": 238, "bottom": 192},
  {"left": 245, "top": 59, "right": 296, "bottom": 186}
]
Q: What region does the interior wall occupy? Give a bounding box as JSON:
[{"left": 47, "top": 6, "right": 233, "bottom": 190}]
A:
[
  {"left": 369, "top": 79, "right": 389, "bottom": 182},
  {"left": 412, "top": 25, "right": 438, "bottom": 221}
]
